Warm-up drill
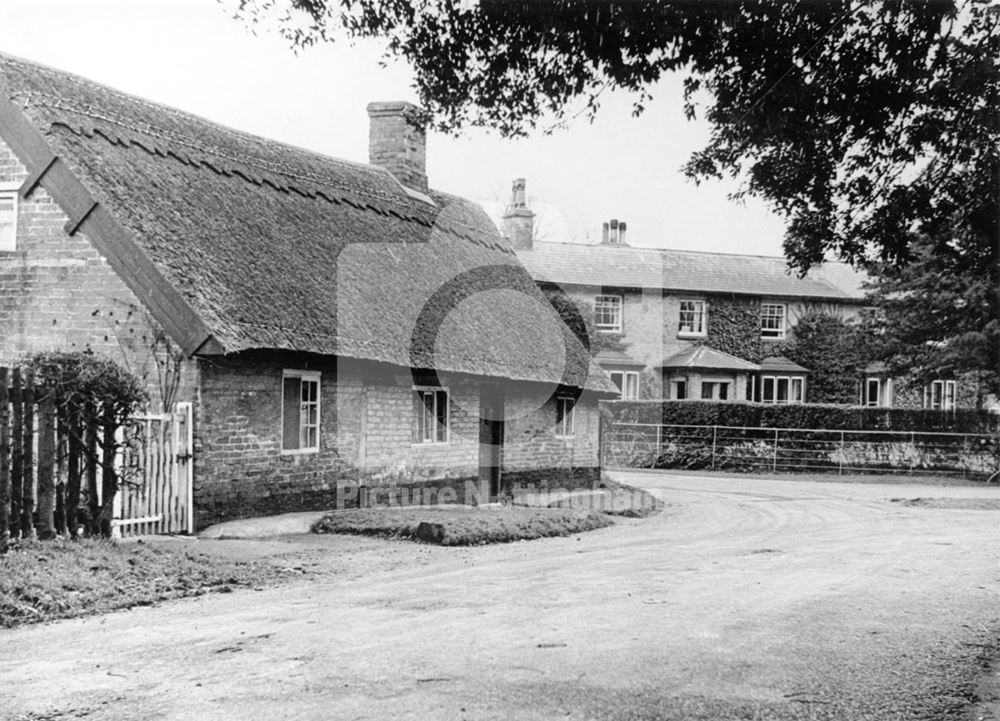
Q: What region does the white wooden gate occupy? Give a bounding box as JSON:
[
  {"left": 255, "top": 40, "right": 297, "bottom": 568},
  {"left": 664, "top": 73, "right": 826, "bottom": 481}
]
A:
[{"left": 113, "top": 402, "right": 194, "bottom": 537}]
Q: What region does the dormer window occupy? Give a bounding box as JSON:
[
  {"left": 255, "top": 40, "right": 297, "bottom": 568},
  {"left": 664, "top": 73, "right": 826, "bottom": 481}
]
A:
[{"left": 0, "top": 189, "right": 17, "bottom": 252}]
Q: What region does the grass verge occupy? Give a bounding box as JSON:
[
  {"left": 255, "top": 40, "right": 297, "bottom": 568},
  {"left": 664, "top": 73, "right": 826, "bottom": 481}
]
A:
[
  {"left": 0, "top": 538, "right": 281, "bottom": 629},
  {"left": 312, "top": 505, "right": 613, "bottom": 545}
]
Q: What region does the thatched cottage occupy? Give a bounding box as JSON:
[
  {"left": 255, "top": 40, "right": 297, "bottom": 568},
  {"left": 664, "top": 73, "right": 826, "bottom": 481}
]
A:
[{"left": 0, "top": 54, "right": 617, "bottom": 529}]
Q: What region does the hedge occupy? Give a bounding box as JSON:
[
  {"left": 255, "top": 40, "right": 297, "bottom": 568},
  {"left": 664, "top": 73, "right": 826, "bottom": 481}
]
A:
[{"left": 604, "top": 400, "right": 1000, "bottom": 434}]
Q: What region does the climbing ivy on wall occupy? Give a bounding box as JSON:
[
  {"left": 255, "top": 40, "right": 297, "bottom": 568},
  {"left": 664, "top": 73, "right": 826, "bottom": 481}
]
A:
[
  {"left": 705, "top": 299, "right": 869, "bottom": 405},
  {"left": 778, "top": 313, "right": 869, "bottom": 404},
  {"left": 706, "top": 296, "right": 763, "bottom": 363}
]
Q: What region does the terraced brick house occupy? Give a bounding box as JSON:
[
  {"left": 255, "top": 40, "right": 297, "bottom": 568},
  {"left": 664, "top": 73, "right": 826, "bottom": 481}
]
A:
[
  {"left": 501, "top": 179, "right": 980, "bottom": 411},
  {"left": 0, "top": 54, "right": 617, "bottom": 529}
]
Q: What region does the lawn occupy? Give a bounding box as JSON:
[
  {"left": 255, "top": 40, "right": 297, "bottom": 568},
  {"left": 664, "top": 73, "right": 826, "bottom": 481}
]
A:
[
  {"left": 0, "top": 538, "right": 280, "bottom": 629},
  {"left": 312, "top": 505, "right": 614, "bottom": 545}
]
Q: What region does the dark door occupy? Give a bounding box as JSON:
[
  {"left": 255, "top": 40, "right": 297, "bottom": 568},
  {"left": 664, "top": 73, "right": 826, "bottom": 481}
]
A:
[{"left": 478, "top": 385, "right": 504, "bottom": 499}]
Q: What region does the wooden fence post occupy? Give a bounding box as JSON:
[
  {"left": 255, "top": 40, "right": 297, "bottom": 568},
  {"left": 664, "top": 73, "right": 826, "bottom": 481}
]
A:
[
  {"left": 772, "top": 428, "right": 779, "bottom": 473},
  {"left": 21, "top": 373, "right": 35, "bottom": 539},
  {"left": 10, "top": 368, "right": 22, "bottom": 539},
  {"left": 0, "top": 368, "right": 9, "bottom": 551},
  {"left": 85, "top": 403, "right": 99, "bottom": 535},
  {"left": 66, "top": 401, "right": 81, "bottom": 538},
  {"left": 100, "top": 408, "right": 116, "bottom": 538},
  {"left": 36, "top": 388, "right": 56, "bottom": 540}
]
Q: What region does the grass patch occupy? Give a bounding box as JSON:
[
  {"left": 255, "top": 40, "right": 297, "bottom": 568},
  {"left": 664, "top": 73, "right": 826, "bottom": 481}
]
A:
[
  {"left": 0, "top": 538, "right": 280, "bottom": 629},
  {"left": 312, "top": 505, "right": 613, "bottom": 545}
]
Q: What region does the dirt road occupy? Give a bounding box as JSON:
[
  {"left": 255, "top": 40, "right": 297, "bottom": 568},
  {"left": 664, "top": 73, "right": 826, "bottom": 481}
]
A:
[{"left": 3, "top": 473, "right": 1000, "bottom": 720}]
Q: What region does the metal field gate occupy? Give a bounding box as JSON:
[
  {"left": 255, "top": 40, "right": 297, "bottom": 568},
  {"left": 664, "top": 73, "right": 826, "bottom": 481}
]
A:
[{"left": 112, "top": 402, "right": 194, "bottom": 537}]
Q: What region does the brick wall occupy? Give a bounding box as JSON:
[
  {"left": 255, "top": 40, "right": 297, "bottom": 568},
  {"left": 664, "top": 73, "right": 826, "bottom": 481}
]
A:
[
  {"left": 0, "top": 137, "right": 196, "bottom": 408},
  {"left": 193, "top": 355, "right": 603, "bottom": 527}
]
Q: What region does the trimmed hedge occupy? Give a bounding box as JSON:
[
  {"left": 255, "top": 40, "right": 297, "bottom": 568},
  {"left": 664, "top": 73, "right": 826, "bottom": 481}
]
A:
[{"left": 605, "top": 400, "right": 999, "bottom": 434}]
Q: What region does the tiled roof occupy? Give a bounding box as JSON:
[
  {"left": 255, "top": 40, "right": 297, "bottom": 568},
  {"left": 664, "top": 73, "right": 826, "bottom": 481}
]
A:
[
  {"left": 0, "top": 54, "right": 617, "bottom": 394},
  {"left": 593, "top": 348, "right": 646, "bottom": 368},
  {"left": 657, "top": 345, "right": 760, "bottom": 371},
  {"left": 518, "top": 241, "right": 866, "bottom": 301},
  {"left": 759, "top": 356, "right": 810, "bottom": 373}
]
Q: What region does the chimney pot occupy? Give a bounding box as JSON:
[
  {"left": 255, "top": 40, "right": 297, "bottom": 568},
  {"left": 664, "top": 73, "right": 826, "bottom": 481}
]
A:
[
  {"left": 618, "top": 221, "right": 627, "bottom": 245},
  {"left": 367, "top": 101, "right": 428, "bottom": 193},
  {"left": 602, "top": 222, "right": 610, "bottom": 244}
]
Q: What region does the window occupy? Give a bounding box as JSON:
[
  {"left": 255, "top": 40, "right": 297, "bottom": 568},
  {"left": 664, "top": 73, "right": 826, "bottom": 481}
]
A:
[
  {"left": 760, "top": 303, "right": 787, "bottom": 339},
  {"left": 671, "top": 380, "right": 687, "bottom": 400},
  {"left": 925, "top": 380, "right": 956, "bottom": 412},
  {"left": 0, "top": 190, "right": 16, "bottom": 252},
  {"left": 700, "top": 381, "right": 730, "bottom": 401},
  {"left": 862, "top": 378, "right": 881, "bottom": 407},
  {"left": 413, "top": 387, "right": 449, "bottom": 443},
  {"left": 594, "top": 295, "right": 623, "bottom": 332},
  {"left": 555, "top": 397, "right": 575, "bottom": 437},
  {"left": 761, "top": 375, "right": 804, "bottom": 404},
  {"left": 282, "top": 371, "right": 320, "bottom": 452},
  {"left": 678, "top": 300, "right": 706, "bottom": 336},
  {"left": 609, "top": 370, "right": 639, "bottom": 400}
]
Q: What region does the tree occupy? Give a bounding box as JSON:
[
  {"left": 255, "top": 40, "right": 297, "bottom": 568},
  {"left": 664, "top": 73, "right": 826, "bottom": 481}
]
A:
[
  {"left": 863, "top": 234, "right": 1000, "bottom": 406},
  {"left": 233, "top": 0, "right": 998, "bottom": 273}
]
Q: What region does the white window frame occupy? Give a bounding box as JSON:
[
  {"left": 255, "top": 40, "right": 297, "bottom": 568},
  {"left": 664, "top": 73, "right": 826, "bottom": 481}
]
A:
[
  {"left": 862, "top": 377, "right": 881, "bottom": 407},
  {"left": 760, "top": 303, "right": 787, "bottom": 339},
  {"left": 594, "top": 294, "right": 623, "bottom": 333},
  {"left": 555, "top": 396, "right": 576, "bottom": 438},
  {"left": 281, "top": 370, "right": 321, "bottom": 454},
  {"left": 671, "top": 379, "right": 688, "bottom": 400},
  {"left": 608, "top": 370, "right": 640, "bottom": 400},
  {"left": 677, "top": 299, "right": 707, "bottom": 337},
  {"left": 761, "top": 375, "right": 805, "bottom": 404},
  {"left": 925, "top": 380, "right": 956, "bottom": 412},
  {"left": 413, "top": 386, "right": 450, "bottom": 444},
  {"left": 699, "top": 379, "right": 732, "bottom": 401},
  {"left": 0, "top": 185, "right": 18, "bottom": 252}
]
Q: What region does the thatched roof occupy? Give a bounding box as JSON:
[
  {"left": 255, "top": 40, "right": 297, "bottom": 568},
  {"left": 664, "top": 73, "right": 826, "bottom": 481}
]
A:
[{"left": 0, "top": 54, "right": 615, "bottom": 394}]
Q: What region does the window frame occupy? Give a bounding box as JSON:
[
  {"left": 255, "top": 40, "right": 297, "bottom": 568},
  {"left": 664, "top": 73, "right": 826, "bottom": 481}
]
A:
[
  {"left": 555, "top": 396, "right": 576, "bottom": 438},
  {"left": 760, "top": 303, "right": 787, "bottom": 340},
  {"left": 608, "top": 370, "right": 640, "bottom": 400},
  {"left": 594, "top": 294, "right": 623, "bottom": 333},
  {"left": 760, "top": 375, "right": 805, "bottom": 405},
  {"left": 925, "top": 380, "right": 956, "bottom": 412},
  {"left": 677, "top": 299, "right": 707, "bottom": 338},
  {"left": 700, "top": 380, "right": 731, "bottom": 401},
  {"left": 412, "top": 386, "right": 450, "bottom": 445},
  {"left": 280, "top": 370, "right": 321, "bottom": 455},
  {"left": 0, "top": 185, "right": 18, "bottom": 253}
]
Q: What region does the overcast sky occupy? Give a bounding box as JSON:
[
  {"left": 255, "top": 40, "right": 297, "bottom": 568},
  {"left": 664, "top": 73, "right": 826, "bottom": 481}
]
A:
[{"left": 0, "top": 0, "right": 790, "bottom": 255}]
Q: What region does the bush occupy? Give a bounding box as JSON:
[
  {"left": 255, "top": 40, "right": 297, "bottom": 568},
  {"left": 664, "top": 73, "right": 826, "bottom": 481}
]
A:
[{"left": 606, "top": 400, "right": 998, "bottom": 434}]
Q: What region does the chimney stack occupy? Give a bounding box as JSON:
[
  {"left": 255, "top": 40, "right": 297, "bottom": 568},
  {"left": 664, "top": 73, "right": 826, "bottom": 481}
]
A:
[
  {"left": 599, "top": 218, "right": 629, "bottom": 245},
  {"left": 501, "top": 177, "right": 535, "bottom": 250},
  {"left": 367, "top": 101, "right": 428, "bottom": 193}
]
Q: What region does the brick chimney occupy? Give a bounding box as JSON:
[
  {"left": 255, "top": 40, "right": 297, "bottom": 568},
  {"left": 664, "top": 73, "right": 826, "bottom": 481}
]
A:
[
  {"left": 501, "top": 177, "right": 535, "bottom": 250},
  {"left": 367, "top": 101, "right": 428, "bottom": 193}
]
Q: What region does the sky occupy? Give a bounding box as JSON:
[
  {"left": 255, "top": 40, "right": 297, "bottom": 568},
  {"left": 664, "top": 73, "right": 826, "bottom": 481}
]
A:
[{"left": 0, "top": 0, "right": 790, "bottom": 255}]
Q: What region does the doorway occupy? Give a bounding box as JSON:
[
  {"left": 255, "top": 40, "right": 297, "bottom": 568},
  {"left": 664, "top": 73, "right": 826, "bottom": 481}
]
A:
[{"left": 478, "top": 385, "right": 504, "bottom": 499}]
